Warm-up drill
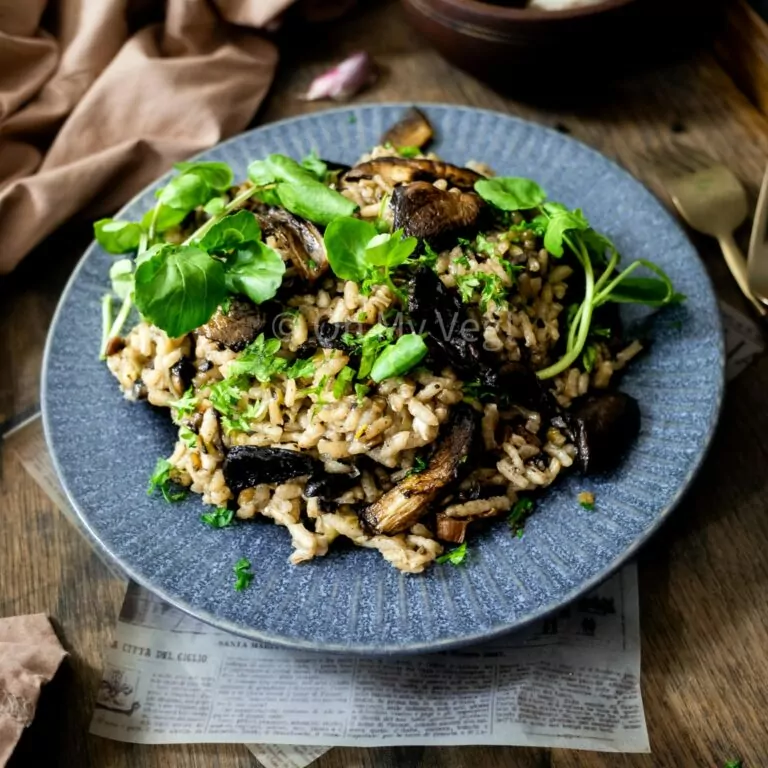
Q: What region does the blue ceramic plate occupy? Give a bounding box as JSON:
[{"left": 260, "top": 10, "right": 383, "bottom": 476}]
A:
[{"left": 43, "top": 105, "right": 724, "bottom": 653}]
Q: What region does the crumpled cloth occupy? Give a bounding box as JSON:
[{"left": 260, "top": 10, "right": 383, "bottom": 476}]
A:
[
  {"left": 0, "top": 614, "right": 67, "bottom": 766},
  {"left": 0, "top": 0, "right": 351, "bottom": 275}
]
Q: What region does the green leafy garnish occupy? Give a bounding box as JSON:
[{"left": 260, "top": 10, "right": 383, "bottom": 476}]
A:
[
  {"left": 133, "top": 244, "right": 228, "bottom": 338},
  {"left": 436, "top": 542, "right": 468, "bottom": 566},
  {"left": 247, "top": 154, "right": 357, "bottom": 226},
  {"left": 508, "top": 497, "right": 534, "bottom": 537},
  {"left": 582, "top": 343, "right": 598, "bottom": 373},
  {"left": 398, "top": 145, "right": 421, "bottom": 158},
  {"left": 109, "top": 259, "right": 134, "bottom": 300},
  {"left": 173, "top": 161, "right": 234, "bottom": 191},
  {"left": 354, "top": 383, "right": 369, "bottom": 403},
  {"left": 455, "top": 272, "right": 507, "bottom": 311},
  {"left": 179, "top": 425, "right": 197, "bottom": 448},
  {"left": 370, "top": 333, "right": 428, "bottom": 382},
  {"left": 203, "top": 196, "right": 227, "bottom": 216},
  {"left": 333, "top": 366, "right": 356, "bottom": 398},
  {"left": 724, "top": 760, "right": 742, "bottom": 768},
  {"left": 324, "top": 216, "right": 417, "bottom": 297},
  {"left": 406, "top": 455, "right": 428, "bottom": 477},
  {"left": 475, "top": 176, "right": 684, "bottom": 380},
  {"left": 474, "top": 233, "right": 496, "bottom": 257},
  {"left": 300, "top": 150, "right": 328, "bottom": 180},
  {"left": 147, "top": 458, "right": 187, "bottom": 503},
  {"left": 233, "top": 557, "right": 254, "bottom": 591},
  {"left": 346, "top": 324, "right": 396, "bottom": 379},
  {"left": 474, "top": 177, "right": 546, "bottom": 211},
  {"left": 95, "top": 219, "right": 143, "bottom": 254},
  {"left": 170, "top": 389, "right": 198, "bottom": 420},
  {"left": 201, "top": 507, "right": 235, "bottom": 528}
]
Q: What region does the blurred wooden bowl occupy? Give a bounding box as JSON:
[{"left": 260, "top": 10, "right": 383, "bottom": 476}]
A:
[{"left": 401, "top": 0, "right": 721, "bottom": 97}]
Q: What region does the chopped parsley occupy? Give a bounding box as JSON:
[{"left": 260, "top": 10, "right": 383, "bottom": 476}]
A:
[
  {"left": 233, "top": 557, "right": 254, "bottom": 591},
  {"left": 398, "top": 145, "right": 421, "bottom": 158},
  {"left": 333, "top": 366, "right": 356, "bottom": 399},
  {"left": 208, "top": 378, "right": 244, "bottom": 418},
  {"left": 724, "top": 761, "right": 743, "bottom": 768},
  {"left": 508, "top": 497, "right": 534, "bottom": 537},
  {"left": 406, "top": 455, "right": 428, "bottom": 477},
  {"left": 474, "top": 233, "right": 496, "bottom": 257},
  {"left": 508, "top": 214, "right": 548, "bottom": 237},
  {"left": 455, "top": 272, "right": 508, "bottom": 311},
  {"left": 344, "top": 324, "right": 396, "bottom": 379},
  {"left": 221, "top": 401, "right": 265, "bottom": 435},
  {"left": 416, "top": 242, "right": 440, "bottom": 269},
  {"left": 179, "top": 425, "right": 197, "bottom": 448},
  {"left": 226, "top": 335, "right": 284, "bottom": 381},
  {"left": 348, "top": 113, "right": 357, "bottom": 124},
  {"left": 147, "top": 458, "right": 187, "bottom": 503},
  {"left": 201, "top": 507, "right": 235, "bottom": 528},
  {"left": 578, "top": 491, "right": 595, "bottom": 511},
  {"left": 582, "top": 343, "right": 598, "bottom": 373},
  {"left": 453, "top": 252, "right": 471, "bottom": 269},
  {"left": 354, "top": 383, "right": 369, "bottom": 404},
  {"left": 436, "top": 542, "right": 468, "bottom": 566},
  {"left": 169, "top": 388, "right": 197, "bottom": 421}
]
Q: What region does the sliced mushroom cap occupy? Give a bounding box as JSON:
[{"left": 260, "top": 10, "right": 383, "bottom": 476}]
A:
[
  {"left": 381, "top": 107, "right": 434, "bottom": 149},
  {"left": 169, "top": 357, "right": 196, "bottom": 397},
  {"left": 408, "top": 266, "right": 495, "bottom": 385},
  {"left": 305, "top": 466, "right": 361, "bottom": 500},
  {"left": 391, "top": 182, "right": 483, "bottom": 246},
  {"left": 343, "top": 157, "right": 481, "bottom": 190},
  {"left": 359, "top": 403, "right": 478, "bottom": 535},
  {"left": 223, "top": 446, "right": 320, "bottom": 497},
  {"left": 199, "top": 297, "right": 267, "bottom": 352},
  {"left": 256, "top": 207, "right": 328, "bottom": 282},
  {"left": 569, "top": 392, "right": 641, "bottom": 475}
]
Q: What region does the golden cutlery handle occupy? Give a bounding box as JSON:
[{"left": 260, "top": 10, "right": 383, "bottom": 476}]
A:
[{"left": 718, "top": 232, "right": 767, "bottom": 317}]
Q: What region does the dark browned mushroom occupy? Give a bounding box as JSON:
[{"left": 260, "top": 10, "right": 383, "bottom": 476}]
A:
[
  {"left": 391, "top": 182, "right": 483, "bottom": 245},
  {"left": 256, "top": 208, "right": 328, "bottom": 282},
  {"left": 169, "top": 357, "right": 196, "bottom": 396},
  {"left": 568, "top": 392, "right": 641, "bottom": 475},
  {"left": 359, "top": 403, "right": 478, "bottom": 535},
  {"left": 409, "top": 266, "right": 496, "bottom": 386},
  {"left": 223, "top": 446, "right": 320, "bottom": 496},
  {"left": 199, "top": 297, "right": 267, "bottom": 352},
  {"left": 435, "top": 514, "right": 469, "bottom": 544},
  {"left": 343, "top": 157, "right": 481, "bottom": 191},
  {"left": 381, "top": 107, "right": 434, "bottom": 149}
]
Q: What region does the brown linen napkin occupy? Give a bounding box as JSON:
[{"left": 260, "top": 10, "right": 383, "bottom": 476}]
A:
[
  {"left": 0, "top": 0, "right": 287, "bottom": 276},
  {"left": 0, "top": 614, "right": 67, "bottom": 767}
]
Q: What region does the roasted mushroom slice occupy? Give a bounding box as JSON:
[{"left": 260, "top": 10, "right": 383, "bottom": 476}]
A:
[
  {"left": 381, "top": 107, "right": 434, "bottom": 149},
  {"left": 223, "top": 446, "right": 320, "bottom": 496},
  {"left": 169, "top": 357, "right": 196, "bottom": 396},
  {"left": 409, "top": 266, "right": 495, "bottom": 386},
  {"left": 305, "top": 466, "right": 361, "bottom": 500},
  {"left": 199, "top": 297, "right": 267, "bottom": 352},
  {"left": 391, "top": 182, "right": 483, "bottom": 245},
  {"left": 360, "top": 403, "right": 478, "bottom": 535},
  {"left": 435, "top": 514, "right": 469, "bottom": 544},
  {"left": 343, "top": 157, "right": 481, "bottom": 190},
  {"left": 568, "top": 392, "right": 641, "bottom": 475},
  {"left": 256, "top": 208, "right": 328, "bottom": 282}
]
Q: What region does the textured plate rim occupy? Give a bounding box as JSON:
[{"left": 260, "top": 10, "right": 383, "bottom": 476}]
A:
[{"left": 41, "top": 103, "right": 726, "bottom": 654}]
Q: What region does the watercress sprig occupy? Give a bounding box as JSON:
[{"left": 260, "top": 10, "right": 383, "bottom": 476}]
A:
[{"left": 473, "top": 177, "right": 684, "bottom": 380}]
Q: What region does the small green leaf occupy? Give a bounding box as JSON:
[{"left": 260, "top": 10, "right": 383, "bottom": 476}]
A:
[
  {"left": 354, "top": 383, "right": 369, "bottom": 403},
  {"left": 332, "top": 366, "right": 356, "bottom": 398},
  {"left": 224, "top": 242, "right": 286, "bottom": 305},
  {"left": 94, "top": 219, "right": 143, "bottom": 254},
  {"left": 141, "top": 204, "right": 188, "bottom": 233},
  {"left": 276, "top": 181, "right": 357, "bottom": 227},
  {"left": 201, "top": 507, "right": 235, "bottom": 528},
  {"left": 133, "top": 244, "right": 227, "bottom": 338},
  {"left": 147, "top": 458, "right": 187, "bottom": 503},
  {"left": 508, "top": 496, "right": 534, "bottom": 536},
  {"left": 398, "top": 145, "right": 421, "bottom": 158},
  {"left": 324, "top": 216, "right": 378, "bottom": 281},
  {"left": 543, "top": 207, "right": 590, "bottom": 257},
  {"left": 109, "top": 259, "right": 134, "bottom": 300},
  {"left": 436, "top": 542, "right": 468, "bottom": 566},
  {"left": 300, "top": 150, "right": 328, "bottom": 180},
  {"left": 233, "top": 557, "right": 254, "bottom": 591},
  {"left": 179, "top": 425, "right": 197, "bottom": 448},
  {"left": 370, "top": 333, "right": 428, "bottom": 382},
  {"left": 474, "top": 177, "right": 547, "bottom": 211},
  {"left": 203, "top": 196, "right": 227, "bottom": 216},
  {"left": 365, "top": 229, "right": 418, "bottom": 268},
  {"left": 158, "top": 172, "right": 211, "bottom": 211},
  {"left": 198, "top": 210, "right": 262, "bottom": 253},
  {"left": 174, "top": 160, "right": 234, "bottom": 191},
  {"left": 582, "top": 343, "right": 597, "bottom": 373}
]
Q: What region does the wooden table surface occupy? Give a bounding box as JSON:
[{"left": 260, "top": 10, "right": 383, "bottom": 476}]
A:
[{"left": 2, "top": 2, "right": 768, "bottom": 765}]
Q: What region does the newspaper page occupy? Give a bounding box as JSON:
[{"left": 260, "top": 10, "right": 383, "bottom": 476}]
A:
[
  {"left": 5, "top": 303, "right": 761, "bottom": 766},
  {"left": 87, "top": 567, "right": 646, "bottom": 753}
]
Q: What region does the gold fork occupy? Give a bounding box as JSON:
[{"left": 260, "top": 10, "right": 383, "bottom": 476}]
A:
[{"left": 649, "top": 146, "right": 766, "bottom": 317}]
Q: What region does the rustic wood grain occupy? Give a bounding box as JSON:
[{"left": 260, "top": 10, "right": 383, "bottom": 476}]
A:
[{"left": 1, "top": 0, "right": 768, "bottom": 765}]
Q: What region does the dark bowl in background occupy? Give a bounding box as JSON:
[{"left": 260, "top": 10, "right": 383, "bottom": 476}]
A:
[{"left": 401, "top": 0, "right": 723, "bottom": 99}]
